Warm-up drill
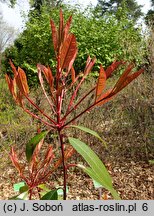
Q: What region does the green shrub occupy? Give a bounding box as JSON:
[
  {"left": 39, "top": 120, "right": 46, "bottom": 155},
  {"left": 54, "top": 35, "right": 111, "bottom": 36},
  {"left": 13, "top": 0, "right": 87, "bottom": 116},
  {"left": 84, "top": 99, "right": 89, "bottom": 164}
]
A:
[{"left": 2, "top": 5, "right": 147, "bottom": 86}]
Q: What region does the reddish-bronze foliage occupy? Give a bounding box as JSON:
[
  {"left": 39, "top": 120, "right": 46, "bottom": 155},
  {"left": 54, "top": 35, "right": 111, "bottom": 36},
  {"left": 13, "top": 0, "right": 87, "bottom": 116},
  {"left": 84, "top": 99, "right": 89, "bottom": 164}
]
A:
[
  {"left": 95, "top": 65, "right": 106, "bottom": 102},
  {"left": 9, "top": 141, "right": 74, "bottom": 199}
]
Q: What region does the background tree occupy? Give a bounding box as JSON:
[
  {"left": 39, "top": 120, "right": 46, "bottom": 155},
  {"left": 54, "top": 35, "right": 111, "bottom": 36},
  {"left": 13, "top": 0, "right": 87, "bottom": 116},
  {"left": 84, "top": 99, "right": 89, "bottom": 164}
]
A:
[
  {"left": 0, "top": 0, "right": 63, "bottom": 9},
  {"left": 145, "top": 0, "right": 154, "bottom": 79},
  {"left": 145, "top": 0, "right": 154, "bottom": 27},
  {"left": 95, "top": 0, "right": 143, "bottom": 21},
  {"left": 1, "top": 5, "right": 146, "bottom": 86},
  {"left": 29, "top": 0, "right": 63, "bottom": 13},
  {"left": 0, "top": 0, "right": 16, "bottom": 7},
  {"left": 0, "top": 11, "right": 15, "bottom": 73}
]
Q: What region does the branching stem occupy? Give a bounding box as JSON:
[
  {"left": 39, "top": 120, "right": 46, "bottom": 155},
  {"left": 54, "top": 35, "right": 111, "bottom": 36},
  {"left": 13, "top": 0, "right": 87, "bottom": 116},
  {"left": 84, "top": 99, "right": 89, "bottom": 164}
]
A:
[
  {"left": 62, "top": 86, "right": 96, "bottom": 121},
  {"left": 24, "top": 108, "right": 56, "bottom": 129},
  {"left": 62, "top": 91, "right": 113, "bottom": 128},
  {"left": 24, "top": 94, "right": 57, "bottom": 125}
]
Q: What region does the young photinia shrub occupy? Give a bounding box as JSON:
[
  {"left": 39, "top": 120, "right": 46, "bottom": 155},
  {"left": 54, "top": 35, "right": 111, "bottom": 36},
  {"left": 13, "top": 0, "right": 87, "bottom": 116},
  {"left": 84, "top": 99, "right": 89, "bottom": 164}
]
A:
[
  {"left": 9, "top": 133, "right": 74, "bottom": 200},
  {"left": 6, "top": 9, "right": 144, "bottom": 200}
]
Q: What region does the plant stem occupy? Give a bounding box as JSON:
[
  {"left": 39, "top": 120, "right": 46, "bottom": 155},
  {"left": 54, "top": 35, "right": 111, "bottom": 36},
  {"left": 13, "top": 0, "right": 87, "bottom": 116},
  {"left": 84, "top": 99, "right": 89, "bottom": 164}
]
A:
[
  {"left": 62, "top": 90, "right": 114, "bottom": 128},
  {"left": 24, "top": 94, "right": 57, "bottom": 125},
  {"left": 58, "top": 130, "right": 67, "bottom": 200},
  {"left": 29, "top": 189, "right": 33, "bottom": 200},
  {"left": 62, "top": 86, "right": 96, "bottom": 121},
  {"left": 37, "top": 187, "right": 41, "bottom": 199},
  {"left": 38, "top": 71, "right": 56, "bottom": 115},
  {"left": 24, "top": 108, "right": 56, "bottom": 128}
]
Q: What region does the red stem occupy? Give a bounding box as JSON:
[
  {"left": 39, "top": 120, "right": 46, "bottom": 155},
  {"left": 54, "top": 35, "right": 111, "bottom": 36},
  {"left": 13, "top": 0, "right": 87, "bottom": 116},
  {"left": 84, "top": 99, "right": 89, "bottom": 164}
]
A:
[
  {"left": 37, "top": 187, "right": 41, "bottom": 199},
  {"left": 24, "top": 108, "right": 56, "bottom": 129},
  {"left": 24, "top": 94, "right": 57, "bottom": 125},
  {"left": 38, "top": 72, "right": 56, "bottom": 115},
  {"left": 62, "top": 91, "right": 113, "bottom": 128},
  {"left": 56, "top": 53, "right": 67, "bottom": 199},
  {"left": 62, "top": 86, "right": 96, "bottom": 121},
  {"left": 58, "top": 130, "right": 67, "bottom": 200},
  {"left": 29, "top": 189, "right": 33, "bottom": 200},
  {"left": 65, "top": 75, "right": 86, "bottom": 114}
]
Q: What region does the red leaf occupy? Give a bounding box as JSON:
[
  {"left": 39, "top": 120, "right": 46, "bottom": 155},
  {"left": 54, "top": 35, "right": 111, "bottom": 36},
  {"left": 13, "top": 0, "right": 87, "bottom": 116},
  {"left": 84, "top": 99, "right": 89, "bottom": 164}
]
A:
[
  {"left": 96, "top": 67, "right": 144, "bottom": 106},
  {"left": 96, "top": 89, "right": 113, "bottom": 106},
  {"left": 38, "top": 64, "right": 53, "bottom": 86},
  {"left": 59, "top": 8, "right": 64, "bottom": 42},
  {"left": 95, "top": 65, "right": 106, "bottom": 102},
  {"left": 47, "top": 66, "right": 54, "bottom": 92},
  {"left": 68, "top": 49, "right": 77, "bottom": 73},
  {"left": 29, "top": 139, "right": 44, "bottom": 172},
  {"left": 5, "top": 74, "right": 22, "bottom": 104},
  {"left": 16, "top": 67, "right": 29, "bottom": 95},
  {"left": 56, "top": 84, "right": 64, "bottom": 97},
  {"left": 105, "top": 60, "right": 124, "bottom": 78},
  {"left": 31, "top": 139, "right": 43, "bottom": 161},
  {"left": 96, "top": 95, "right": 114, "bottom": 107},
  {"left": 54, "top": 147, "right": 75, "bottom": 170},
  {"left": 50, "top": 19, "right": 58, "bottom": 52},
  {"left": 6, "top": 75, "right": 15, "bottom": 97},
  {"left": 43, "top": 146, "right": 55, "bottom": 171},
  {"left": 10, "top": 146, "right": 22, "bottom": 174},
  {"left": 60, "top": 33, "right": 77, "bottom": 70},
  {"left": 37, "top": 64, "right": 46, "bottom": 80},
  {"left": 9, "top": 60, "right": 18, "bottom": 77},
  {"left": 63, "top": 15, "right": 72, "bottom": 41},
  {"left": 37, "top": 65, "right": 44, "bottom": 96},
  {"left": 112, "top": 63, "right": 134, "bottom": 94},
  {"left": 64, "top": 146, "right": 75, "bottom": 159},
  {"left": 118, "top": 68, "right": 144, "bottom": 91},
  {"left": 84, "top": 57, "right": 96, "bottom": 76}
]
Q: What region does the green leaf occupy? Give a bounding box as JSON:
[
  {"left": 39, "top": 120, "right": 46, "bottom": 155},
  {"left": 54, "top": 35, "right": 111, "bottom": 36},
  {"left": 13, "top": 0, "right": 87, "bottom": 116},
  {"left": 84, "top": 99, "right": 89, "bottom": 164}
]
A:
[
  {"left": 68, "top": 137, "right": 112, "bottom": 186},
  {"left": 70, "top": 125, "right": 107, "bottom": 148},
  {"left": 56, "top": 186, "right": 69, "bottom": 196},
  {"left": 19, "top": 185, "right": 29, "bottom": 194},
  {"left": 40, "top": 189, "right": 58, "bottom": 200},
  {"left": 9, "top": 195, "right": 23, "bottom": 200},
  {"left": 38, "top": 184, "right": 50, "bottom": 192},
  {"left": 13, "top": 182, "right": 25, "bottom": 192},
  {"left": 93, "top": 179, "right": 103, "bottom": 189},
  {"left": 17, "top": 191, "right": 29, "bottom": 200},
  {"left": 38, "top": 184, "right": 51, "bottom": 197},
  {"left": 26, "top": 131, "right": 48, "bottom": 162},
  {"left": 68, "top": 137, "right": 120, "bottom": 199},
  {"left": 78, "top": 165, "right": 120, "bottom": 200}
]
